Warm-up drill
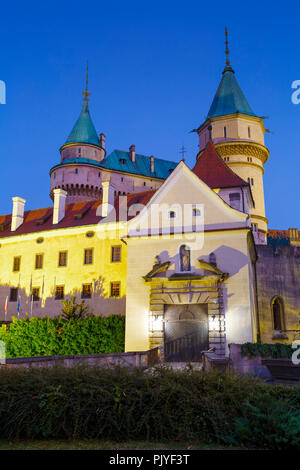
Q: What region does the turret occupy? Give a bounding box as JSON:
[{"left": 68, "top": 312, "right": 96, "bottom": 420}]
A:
[{"left": 195, "top": 29, "right": 269, "bottom": 244}]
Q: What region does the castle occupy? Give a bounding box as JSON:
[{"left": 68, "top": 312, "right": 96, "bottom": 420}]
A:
[{"left": 0, "top": 34, "right": 299, "bottom": 359}]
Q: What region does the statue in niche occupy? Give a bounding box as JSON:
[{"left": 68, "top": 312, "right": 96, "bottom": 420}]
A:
[{"left": 180, "top": 245, "right": 191, "bottom": 272}]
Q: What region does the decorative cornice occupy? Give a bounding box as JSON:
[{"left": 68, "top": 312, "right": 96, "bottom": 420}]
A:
[{"left": 215, "top": 141, "right": 269, "bottom": 164}]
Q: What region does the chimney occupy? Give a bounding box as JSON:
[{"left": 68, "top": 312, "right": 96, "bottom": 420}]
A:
[
  {"left": 100, "top": 133, "right": 105, "bottom": 150},
  {"left": 11, "top": 197, "right": 26, "bottom": 231},
  {"left": 150, "top": 155, "right": 155, "bottom": 173},
  {"left": 101, "top": 181, "right": 115, "bottom": 217},
  {"left": 53, "top": 188, "right": 67, "bottom": 224},
  {"left": 129, "top": 144, "right": 136, "bottom": 162}
]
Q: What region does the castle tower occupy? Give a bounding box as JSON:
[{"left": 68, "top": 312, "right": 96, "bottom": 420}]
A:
[
  {"left": 50, "top": 65, "right": 106, "bottom": 203},
  {"left": 196, "top": 29, "right": 269, "bottom": 244}
]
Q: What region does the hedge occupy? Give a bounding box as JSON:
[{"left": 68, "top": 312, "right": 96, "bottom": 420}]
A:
[
  {"left": 240, "top": 342, "right": 294, "bottom": 359},
  {"left": 0, "top": 366, "right": 299, "bottom": 449},
  {"left": 0, "top": 315, "right": 125, "bottom": 358}
]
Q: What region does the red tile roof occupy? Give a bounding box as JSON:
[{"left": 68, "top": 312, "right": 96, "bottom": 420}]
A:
[
  {"left": 0, "top": 190, "right": 155, "bottom": 238},
  {"left": 192, "top": 141, "right": 248, "bottom": 188}
]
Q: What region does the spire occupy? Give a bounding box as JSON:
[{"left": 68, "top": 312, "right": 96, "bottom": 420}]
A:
[
  {"left": 225, "top": 27, "right": 230, "bottom": 66},
  {"left": 206, "top": 29, "right": 256, "bottom": 118},
  {"left": 64, "top": 64, "right": 101, "bottom": 147},
  {"left": 82, "top": 61, "right": 90, "bottom": 106}
]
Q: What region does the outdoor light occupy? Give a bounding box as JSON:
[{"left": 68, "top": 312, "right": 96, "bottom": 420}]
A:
[
  {"left": 210, "top": 315, "right": 219, "bottom": 331},
  {"left": 152, "top": 315, "right": 163, "bottom": 331}
]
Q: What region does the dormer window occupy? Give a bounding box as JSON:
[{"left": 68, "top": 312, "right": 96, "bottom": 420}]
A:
[
  {"left": 229, "top": 192, "right": 241, "bottom": 210},
  {"left": 120, "top": 158, "right": 126, "bottom": 164}
]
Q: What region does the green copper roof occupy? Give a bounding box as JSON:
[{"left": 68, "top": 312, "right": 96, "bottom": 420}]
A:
[
  {"left": 65, "top": 102, "right": 100, "bottom": 147},
  {"left": 207, "top": 65, "right": 256, "bottom": 118}
]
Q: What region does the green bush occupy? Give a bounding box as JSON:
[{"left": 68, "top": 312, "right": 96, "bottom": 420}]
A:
[
  {"left": 239, "top": 342, "right": 294, "bottom": 359},
  {"left": 0, "top": 366, "right": 298, "bottom": 449},
  {"left": 0, "top": 315, "right": 125, "bottom": 358}
]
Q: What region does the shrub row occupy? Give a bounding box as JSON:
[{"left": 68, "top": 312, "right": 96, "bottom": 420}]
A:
[
  {"left": 0, "top": 315, "right": 125, "bottom": 358},
  {"left": 240, "top": 342, "right": 294, "bottom": 359},
  {"left": 0, "top": 366, "right": 299, "bottom": 449}
]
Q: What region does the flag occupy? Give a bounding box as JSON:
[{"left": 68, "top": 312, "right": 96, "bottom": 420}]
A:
[
  {"left": 4, "top": 296, "right": 8, "bottom": 320},
  {"left": 17, "top": 296, "right": 20, "bottom": 318}
]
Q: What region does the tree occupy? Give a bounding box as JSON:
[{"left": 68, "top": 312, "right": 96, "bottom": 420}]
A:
[{"left": 61, "top": 296, "right": 90, "bottom": 321}]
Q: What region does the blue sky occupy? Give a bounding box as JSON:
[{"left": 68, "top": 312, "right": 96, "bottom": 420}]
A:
[{"left": 1, "top": 0, "right": 299, "bottom": 229}]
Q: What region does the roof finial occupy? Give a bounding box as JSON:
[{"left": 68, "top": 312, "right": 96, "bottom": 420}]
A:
[
  {"left": 225, "top": 27, "right": 230, "bottom": 66},
  {"left": 82, "top": 61, "right": 90, "bottom": 106}
]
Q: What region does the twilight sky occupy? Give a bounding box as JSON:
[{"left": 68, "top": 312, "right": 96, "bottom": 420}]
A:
[{"left": 1, "top": 0, "right": 299, "bottom": 229}]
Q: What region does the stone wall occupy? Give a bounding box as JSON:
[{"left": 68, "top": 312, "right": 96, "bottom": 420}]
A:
[
  {"left": 256, "top": 245, "right": 300, "bottom": 343},
  {"left": 0, "top": 349, "right": 159, "bottom": 369}
]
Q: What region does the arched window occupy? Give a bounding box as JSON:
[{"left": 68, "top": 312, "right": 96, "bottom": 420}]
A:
[
  {"left": 179, "top": 245, "right": 191, "bottom": 272},
  {"left": 272, "top": 297, "right": 285, "bottom": 330}
]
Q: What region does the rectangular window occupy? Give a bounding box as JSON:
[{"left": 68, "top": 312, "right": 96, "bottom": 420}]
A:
[
  {"left": 32, "top": 288, "right": 40, "bottom": 302},
  {"left": 9, "top": 287, "right": 18, "bottom": 302},
  {"left": 35, "top": 254, "right": 43, "bottom": 269},
  {"left": 110, "top": 282, "right": 121, "bottom": 298},
  {"left": 248, "top": 126, "right": 251, "bottom": 138},
  {"left": 224, "top": 126, "right": 227, "bottom": 138},
  {"left": 111, "top": 246, "right": 122, "bottom": 262},
  {"left": 84, "top": 248, "right": 93, "bottom": 265},
  {"left": 13, "top": 256, "right": 21, "bottom": 272},
  {"left": 58, "top": 251, "right": 67, "bottom": 267},
  {"left": 82, "top": 283, "right": 92, "bottom": 299},
  {"left": 55, "top": 285, "right": 64, "bottom": 300},
  {"left": 229, "top": 193, "right": 241, "bottom": 211}
]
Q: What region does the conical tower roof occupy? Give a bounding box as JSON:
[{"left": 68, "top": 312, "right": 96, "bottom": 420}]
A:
[
  {"left": 207, "top": 28, "right": 256, "bottom": 119},
  {"left": 64, "top": 64, "right": 100, "bottom": 147},
  {"left": 65, "top": 101, "right": 100, "bottom": 147}
]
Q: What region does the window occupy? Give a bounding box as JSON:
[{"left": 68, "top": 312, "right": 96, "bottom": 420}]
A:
[
  {"left": 248, "top": 126, "right": 251, "bottom": 138},
  {"left": 251, "top": 178, "right": 254, "bottom": 186},
  {"left": 110, "top": 282, "right": 121, "bottom": 297},
  {"left": 9, "top": 287, "right": 18, "bottom": 302},
  {"left": 121, "top": 177, "right": 124, "bottom": 182},
  {"left": 58, "top": 251, "right": 67, "bottom": 267},
  {"left": 252, "top": 223, "right": 258, "bottom": 232},
  {"left": 169, "top": 211, "right": 176, "bottom": 219},
  {"left": 84, "top": 248, "right": 93, "bottom": 265},
  {"left": 272, "top": 297, "right": 285, "bottom": 331},
  {"left": 55, "top": 285, "right": 64, "bottom": 300},
  {"left": 75, "top": 168, "right": 78, "bottom": 174},
  {"left": 13, "top": 256, "right": 21, "bottom": 272},
  {"left": 35, "top": 254, "right": 43, "bottom": 269},
  {"left": 143, "top": 182, "right": 146, "bottom": 186},
  {"left": 224, "top": 126, "right": 227, "bottom": 138},
  {"left": 229, "top": 193, "right": 241, "bottom": 210},
  {"left": 32, "top": 288, "right": 40, "bottom": 302},
  {"left": 78, "top": 148, "right": 81, "bottom": 155},
  {"left": 193, "top": 208, "right": 201, "bottom": 217},
  {"left": 111, "top": 246, "right": 121, "bottom": 262},
  {"left": 82, "top": 283, "right": 92, "bottom": 299}
]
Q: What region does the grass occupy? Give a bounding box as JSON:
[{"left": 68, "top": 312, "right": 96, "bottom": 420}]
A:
[{"left": 0, "top": 439, "right": 249, "bottom": 450}]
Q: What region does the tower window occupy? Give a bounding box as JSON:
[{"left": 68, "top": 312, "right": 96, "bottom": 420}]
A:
[
  {"left": 248, "top": 126, "right": 251, "bottom": 138},
  {"left": 78, "top": 148, "right": 81, "bottom": 156},
  {"left": 75, "top": 168, "right": 78, "bottom": 174},
  {"left": 121, "top": 177, "right": 124, "bottom": 182},
  {"left": 251, "top": 178, "right": 254, "bottom": 186},
  {"left": 179, "top": 245, "right": 191, "bottom": 272},
  {"left": 224, "top": 126, "right": 227, "bottom": 138},
  {"left": 229, "top": 193, "right": 241, "bottom": 210},
  {"left": 169, "top": 211, "right": 176, "bottom": 219},
  {"left": 272, "top": 297, "right": 285, "bottom": 331}
]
